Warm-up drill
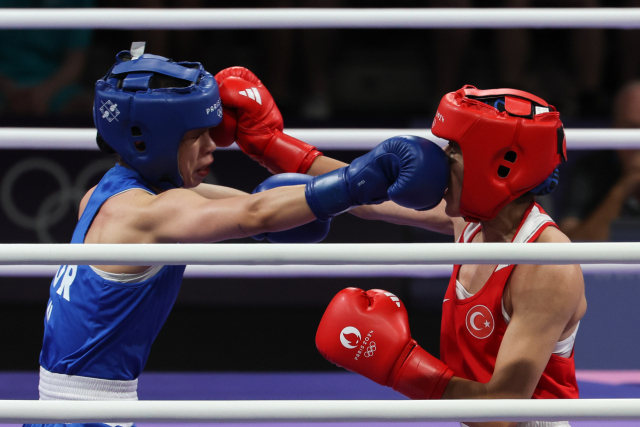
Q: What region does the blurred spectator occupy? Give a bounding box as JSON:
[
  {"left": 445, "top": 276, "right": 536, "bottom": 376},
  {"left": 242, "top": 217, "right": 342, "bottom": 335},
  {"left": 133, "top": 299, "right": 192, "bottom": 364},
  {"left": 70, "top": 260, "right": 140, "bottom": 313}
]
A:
[
  {"left": 261, "top": 0, "right": 341, "bottom": 120},
  {"left": 616, "top": 0, "right": 640, "bottom": 86},
  {"left": 0, "top": 0, "right": 94, "bottom": 116},
  {"left": 495, "top": 0, "right": 605, "bottom": 116},
  {"left": 427, "top": 0, "right": 472, "bottom": 101},
  {"left": 425, "top": 0, "right": 606, "bottom": 116},
  {"left": 560, "top": 81, "right": 640, "bottom": 241}
]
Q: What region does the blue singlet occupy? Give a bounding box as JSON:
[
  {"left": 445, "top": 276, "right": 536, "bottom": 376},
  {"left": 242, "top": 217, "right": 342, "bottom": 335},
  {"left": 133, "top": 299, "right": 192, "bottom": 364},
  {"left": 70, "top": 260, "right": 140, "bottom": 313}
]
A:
[{"left": 25, "top": 165, "right": 186, "bottom": 427}]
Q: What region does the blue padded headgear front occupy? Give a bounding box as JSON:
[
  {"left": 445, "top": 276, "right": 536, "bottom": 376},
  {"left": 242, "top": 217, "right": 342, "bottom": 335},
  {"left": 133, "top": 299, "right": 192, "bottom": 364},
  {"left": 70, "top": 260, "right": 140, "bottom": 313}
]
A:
[{"left": 94, "top": 50, "right": 223, "bottom": 189}]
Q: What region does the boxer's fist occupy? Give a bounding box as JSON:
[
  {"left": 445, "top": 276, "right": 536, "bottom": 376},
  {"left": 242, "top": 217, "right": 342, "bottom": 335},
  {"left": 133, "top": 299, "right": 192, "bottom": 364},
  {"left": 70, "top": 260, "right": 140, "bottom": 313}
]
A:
[
  {"left": 305, "top": 135, "right": 449, "bottom": 221},
  {"left": 316, "top": 288, "right": 453, "bottom": 399},
  {"left": 208, "top": 106, "right": 237, "bottom": 148},
  {"left": 215, "top": 67, "right": 322, "bottom": 174},
  {"left": 252, "top": 174, "right": 331, "bottom": 243}
]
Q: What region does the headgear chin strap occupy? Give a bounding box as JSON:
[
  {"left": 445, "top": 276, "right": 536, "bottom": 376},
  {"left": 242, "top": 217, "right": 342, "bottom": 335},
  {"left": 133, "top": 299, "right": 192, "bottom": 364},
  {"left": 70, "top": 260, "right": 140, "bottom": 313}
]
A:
[
  {"left": 94, "top": 49, "right": 223, "bottom": 189},
  {"left": 432, "top": 85, "right": 567, "bottom": 222}
]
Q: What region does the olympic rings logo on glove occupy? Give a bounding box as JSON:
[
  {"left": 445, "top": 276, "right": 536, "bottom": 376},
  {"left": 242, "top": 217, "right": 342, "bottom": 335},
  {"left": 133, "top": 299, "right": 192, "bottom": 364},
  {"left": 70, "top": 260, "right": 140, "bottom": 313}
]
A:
[
  {"left": 0, "top": 157, "right": 115, "bottom": 243},
  {"left": 364, "top": 342, "right": 377, "bottom": 358}
]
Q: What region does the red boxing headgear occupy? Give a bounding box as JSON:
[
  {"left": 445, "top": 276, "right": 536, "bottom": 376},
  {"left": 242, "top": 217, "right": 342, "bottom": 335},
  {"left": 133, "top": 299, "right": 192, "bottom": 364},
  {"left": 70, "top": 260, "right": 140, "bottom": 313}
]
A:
[{"left": 431, "top": 85, "right": 567, "bottom": 222}]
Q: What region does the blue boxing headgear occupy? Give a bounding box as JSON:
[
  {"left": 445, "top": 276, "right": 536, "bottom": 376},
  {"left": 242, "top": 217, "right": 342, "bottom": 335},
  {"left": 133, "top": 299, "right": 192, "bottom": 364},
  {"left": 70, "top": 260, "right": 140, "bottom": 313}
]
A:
[{"left": 94, "top": 50, "right": 223, "bottom": 189}]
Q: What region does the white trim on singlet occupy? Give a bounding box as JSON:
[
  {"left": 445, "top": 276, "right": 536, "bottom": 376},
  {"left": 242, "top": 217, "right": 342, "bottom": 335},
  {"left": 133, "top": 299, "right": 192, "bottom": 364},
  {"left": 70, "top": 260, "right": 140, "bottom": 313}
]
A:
[
  {"left": 90, "top": 265, "right": 163, "bottom": 283},
  {"left": 460, "top": 204, "right": 552, "bottom": 244},
  {"left": 513, "top": 204, "right": 554, "bottom": 244},
  {"left": 108, "top": 187, "right": 154, "bottom": 199},
  {"left": 501, "top": 300, "right": 580, "bottom": 358},
  {"left": 455, "top": 204, "right": 577, "bottom": 357},
  {"left": 87, "top": 187, "right": 163, "bottom": 284},
  {"left": 496, "top": 204, "right": 553, "bottom": 270},
  {"left": 461, "top": 222, "right": 481, "bottom": 243}
]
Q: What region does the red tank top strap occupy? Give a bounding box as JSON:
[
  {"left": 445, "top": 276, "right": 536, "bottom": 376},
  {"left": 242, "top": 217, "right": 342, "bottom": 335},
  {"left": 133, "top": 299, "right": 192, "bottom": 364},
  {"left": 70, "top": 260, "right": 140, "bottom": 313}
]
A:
[
  {"left": 458, "top": 222, "right": 481, "bottom": 243},
  {"left": 512, "top": 202, "right": 557, "bottom": 243}
]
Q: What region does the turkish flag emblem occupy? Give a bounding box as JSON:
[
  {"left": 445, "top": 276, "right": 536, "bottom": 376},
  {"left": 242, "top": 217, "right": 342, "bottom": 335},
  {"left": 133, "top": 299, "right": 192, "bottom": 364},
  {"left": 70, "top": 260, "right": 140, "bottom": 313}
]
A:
[{"left": 465, "top": 305, "right": 495, "bottom": 339}]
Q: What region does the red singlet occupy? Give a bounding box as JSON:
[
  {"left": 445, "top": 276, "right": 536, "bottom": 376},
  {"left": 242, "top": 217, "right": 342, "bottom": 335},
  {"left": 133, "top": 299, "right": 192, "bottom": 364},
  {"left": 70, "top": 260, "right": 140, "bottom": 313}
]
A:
[{"left": 440, "top": 202, "right": 579, "bottom": 399}]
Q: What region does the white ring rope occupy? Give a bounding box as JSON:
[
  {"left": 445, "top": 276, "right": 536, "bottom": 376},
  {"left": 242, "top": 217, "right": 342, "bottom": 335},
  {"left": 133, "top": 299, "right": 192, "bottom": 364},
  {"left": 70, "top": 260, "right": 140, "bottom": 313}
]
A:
[
  {"left": 0, "top": 264, "right": 636, "bottom": 278},
  {"left": 1, "top": 128, "right": 636, "bottom": 151},
  {"left": 0, "top": 399, "right": 638, "bottom": 423},
  {"left": 1, "top": 243, "right": 640, "bottom": 265},
  {"left": 1, "top": 8, "right": 640, "bottom": 30}
]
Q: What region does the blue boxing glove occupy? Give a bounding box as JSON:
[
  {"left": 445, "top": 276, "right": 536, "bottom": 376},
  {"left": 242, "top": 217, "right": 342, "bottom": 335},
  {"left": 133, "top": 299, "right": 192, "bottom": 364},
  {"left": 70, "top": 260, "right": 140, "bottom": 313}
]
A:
[
  {"left": 305, "top": 135, "right": 449, "bottom": 221},
  {"left": 252, "top": 173, "right": 331, "bottom": 243}
]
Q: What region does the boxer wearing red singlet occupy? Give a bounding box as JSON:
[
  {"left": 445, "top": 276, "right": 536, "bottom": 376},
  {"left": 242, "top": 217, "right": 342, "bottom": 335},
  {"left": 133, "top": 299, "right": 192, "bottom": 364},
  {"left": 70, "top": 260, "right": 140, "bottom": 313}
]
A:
[
  {"left": 306, "top": 87, "right": 586, "bottom": 427},
  {"left": 441, "top": 202, "right": 579, "bottom": 402}
]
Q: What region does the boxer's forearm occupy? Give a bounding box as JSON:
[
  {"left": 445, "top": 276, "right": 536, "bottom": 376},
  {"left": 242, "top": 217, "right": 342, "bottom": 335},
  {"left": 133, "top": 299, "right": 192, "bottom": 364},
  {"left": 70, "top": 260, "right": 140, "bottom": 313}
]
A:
[
  {"left": 306, "top": 155, "right": 347, "bottom": 176},
  {"left": 307, "top": 157, "right": 453, "bottom": 234},
  {"left": 351, "top": 200, "right": 454, "bottom": 235}
]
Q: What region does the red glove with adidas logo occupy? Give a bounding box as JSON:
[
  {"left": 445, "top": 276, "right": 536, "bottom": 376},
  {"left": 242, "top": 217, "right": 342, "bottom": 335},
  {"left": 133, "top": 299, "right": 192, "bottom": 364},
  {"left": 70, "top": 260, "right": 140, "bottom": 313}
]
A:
[
  {"left": 212, "top": 67, "right": 322, "bottom": 174},
  {"left": 316, "top": 288, "right": 453, "bottom": 399}
]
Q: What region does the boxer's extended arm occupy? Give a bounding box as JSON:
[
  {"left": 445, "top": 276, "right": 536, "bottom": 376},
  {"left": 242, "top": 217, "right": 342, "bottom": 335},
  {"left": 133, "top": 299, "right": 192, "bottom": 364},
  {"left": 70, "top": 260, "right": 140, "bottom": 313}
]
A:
[
  {"left": 189, "top": 183, "right": 248, "bottom": 200},
  {"left": 146, "top": 185, "right": 315, "bottom": 243},
  {"left": 113, "top": 136, "right": 434, "bottom": 244},
  {"left": 306, "top": 155, "right": 455, "bottom": 235}
]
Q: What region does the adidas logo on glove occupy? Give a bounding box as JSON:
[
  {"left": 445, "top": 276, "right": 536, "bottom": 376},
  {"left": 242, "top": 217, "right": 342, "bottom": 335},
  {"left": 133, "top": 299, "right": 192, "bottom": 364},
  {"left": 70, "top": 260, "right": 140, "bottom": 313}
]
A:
[{"left": 239, "top": 88, "right": 262, "bottom": 105}]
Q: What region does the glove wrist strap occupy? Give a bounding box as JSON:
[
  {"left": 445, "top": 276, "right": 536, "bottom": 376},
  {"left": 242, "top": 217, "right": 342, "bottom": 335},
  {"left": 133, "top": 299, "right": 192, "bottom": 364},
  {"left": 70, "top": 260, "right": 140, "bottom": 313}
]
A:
[
  {"left": 263, "top": 131, "right": 323, "bottom": 174},
  {"left": 305, "top": 168, "right": 352, "bottom": 221},
  {"left": 390, "top": 343, "right": 453, "bottom": 400}
]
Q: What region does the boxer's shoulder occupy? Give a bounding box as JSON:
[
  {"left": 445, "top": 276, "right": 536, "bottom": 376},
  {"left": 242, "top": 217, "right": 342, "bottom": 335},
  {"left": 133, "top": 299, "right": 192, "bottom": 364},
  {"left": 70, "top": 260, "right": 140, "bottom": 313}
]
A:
[
  {"left": 509, "top": 225, "right": 584, "bottom": 312},
  {"left": 79, "top": 184, "right": 156, "bottom": 220},
  {"left": 534, "top": 224, "right": 571, "bottom": 244},
  {"left": 83, "top": 188, "right": 161, "bottom": 244}
]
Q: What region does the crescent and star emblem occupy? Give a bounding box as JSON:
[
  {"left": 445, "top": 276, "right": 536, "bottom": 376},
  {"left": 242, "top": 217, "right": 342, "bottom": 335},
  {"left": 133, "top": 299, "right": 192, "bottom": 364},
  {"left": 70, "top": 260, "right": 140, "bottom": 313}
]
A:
[
  {"left": 466, "top": 305, "right": 495, "bottom": 339},
  {"left": 469, "top": 312, "right": 485, "bottom": 331}
]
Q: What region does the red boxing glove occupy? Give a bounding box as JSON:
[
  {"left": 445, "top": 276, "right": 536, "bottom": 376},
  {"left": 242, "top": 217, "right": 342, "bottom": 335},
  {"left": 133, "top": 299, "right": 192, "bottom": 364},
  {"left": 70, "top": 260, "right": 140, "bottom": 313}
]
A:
[
  {"left": 316, "top": 288, "right": 453, "bottom": 400},
  {"left": 214, "top": 67, "right": 322, "bottom": 174},
  {"left": 209, "top": 106, "right": 237, "bottom": 148}
]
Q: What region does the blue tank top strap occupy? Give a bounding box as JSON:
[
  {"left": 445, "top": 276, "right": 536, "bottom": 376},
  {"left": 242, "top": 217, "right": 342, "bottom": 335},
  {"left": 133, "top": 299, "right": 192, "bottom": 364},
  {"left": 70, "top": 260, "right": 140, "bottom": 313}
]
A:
[{"left": 72, "top": 165, "right": 156, "bottom": 244}]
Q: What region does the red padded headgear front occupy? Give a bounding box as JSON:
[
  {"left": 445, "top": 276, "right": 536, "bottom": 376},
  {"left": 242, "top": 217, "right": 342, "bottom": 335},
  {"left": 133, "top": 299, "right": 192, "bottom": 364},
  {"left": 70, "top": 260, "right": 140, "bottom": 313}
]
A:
[{"left": 432, "top": 85, "right": 566, "bottom": 222}]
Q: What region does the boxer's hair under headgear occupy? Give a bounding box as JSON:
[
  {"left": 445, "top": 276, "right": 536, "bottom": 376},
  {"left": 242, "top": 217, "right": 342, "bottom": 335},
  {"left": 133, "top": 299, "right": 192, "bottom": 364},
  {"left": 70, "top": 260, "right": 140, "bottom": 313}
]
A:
[
  {"left": 94, "top": 47, "right": 223, "bottom": 189},
  {"left": 431, "top": 85, "right": 566, "bottom": 222}
]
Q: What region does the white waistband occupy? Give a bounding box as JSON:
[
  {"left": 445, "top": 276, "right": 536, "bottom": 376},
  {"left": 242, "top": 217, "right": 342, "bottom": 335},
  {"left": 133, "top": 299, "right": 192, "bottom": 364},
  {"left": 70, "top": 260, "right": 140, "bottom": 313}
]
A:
[{"left": 39, "top": 366, "right": 138, "bottom": 401}]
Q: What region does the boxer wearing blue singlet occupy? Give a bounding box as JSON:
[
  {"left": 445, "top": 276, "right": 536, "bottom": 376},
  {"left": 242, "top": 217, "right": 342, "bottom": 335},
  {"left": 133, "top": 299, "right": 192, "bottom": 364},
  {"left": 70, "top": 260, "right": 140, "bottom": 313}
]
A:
[{"left": 26, "top": 44, "right": 450, "bottom": 427}]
